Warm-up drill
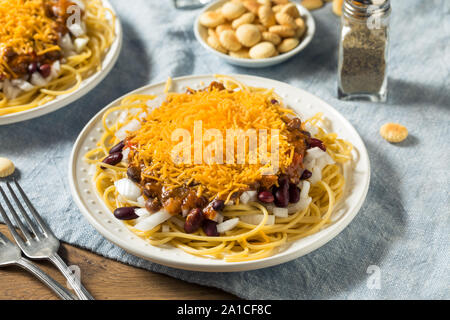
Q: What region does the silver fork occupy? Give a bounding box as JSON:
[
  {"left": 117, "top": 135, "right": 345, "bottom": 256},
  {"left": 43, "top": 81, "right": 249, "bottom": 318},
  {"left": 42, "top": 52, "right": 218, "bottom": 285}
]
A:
[
  {"left": 0, "top": 231, "right": 75, "bottom": 300},
  {"left": 0, "top": 180, "right": 94, "bottom": 300}
]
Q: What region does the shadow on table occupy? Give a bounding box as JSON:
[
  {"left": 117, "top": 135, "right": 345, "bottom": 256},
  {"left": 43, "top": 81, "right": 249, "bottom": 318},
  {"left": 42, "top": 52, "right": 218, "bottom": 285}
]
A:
[{"left": 388, "top": 78, "right": 450, "bottom": 110}]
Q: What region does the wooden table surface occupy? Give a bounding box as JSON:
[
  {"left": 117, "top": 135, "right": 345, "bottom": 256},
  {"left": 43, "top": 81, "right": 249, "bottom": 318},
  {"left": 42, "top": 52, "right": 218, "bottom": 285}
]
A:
[{"left": 0, "top": 224, "right": 236, "bottom": 300}]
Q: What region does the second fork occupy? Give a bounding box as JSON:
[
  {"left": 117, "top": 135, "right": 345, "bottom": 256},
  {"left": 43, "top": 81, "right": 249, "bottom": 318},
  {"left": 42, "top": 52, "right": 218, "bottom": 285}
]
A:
[{"left": 0, "top": 180, "right": 94, "bottom": 300}]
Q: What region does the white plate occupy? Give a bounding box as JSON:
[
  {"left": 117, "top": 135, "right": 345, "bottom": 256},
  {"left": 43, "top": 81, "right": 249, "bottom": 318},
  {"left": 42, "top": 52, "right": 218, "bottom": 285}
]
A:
[
  {"left": 69, "top": 74, "right": 370, "bottom": 272},
  {"left": 194, "top": 0, "right": 315, "bottom": 68},
  {"left": 0, "top": 0, "right": 123, "bottom": 125}
]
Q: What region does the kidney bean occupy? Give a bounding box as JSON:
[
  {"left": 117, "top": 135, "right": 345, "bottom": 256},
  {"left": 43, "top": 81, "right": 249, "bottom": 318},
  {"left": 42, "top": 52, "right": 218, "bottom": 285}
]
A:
[
  {"left": 273, "top": 182, "right": 289, "bottom": 208},
  {"left": 308, "top": 138, "right": 326, "bottom": 151},
  {"left": 258, "top": 190, "right": 274, "bottom": 203},
  {"left": 271, "top": 99, "right": 279, "bottom": 104},
  {"left": 202, "top": 219, "right": 219, "bottom": 237},
  {"left": 39, "top": 64, "right": 51, "bottom": 78},
  {"left": 28, "top": 62, "right": 38, "bottom": 74},
  {"left": 301, "top": 130, "right": 311, "bottom": 138},
  {"left": 145, "top": 197, "right": 161, "bottom": 213},
  {"left": 300, "top": 169, "right": 312, "bottom": 180},
  {"left": 278, "top": 174, "right": 289, "bottom": 188},
  {"left": 184, "top": 208, "right": 204, "bottom": 233},
  {"left": 289, "top": 184, "right": 300, "bottom": 203},
  {"left": 46, "top": 50, "right": 62, "bottom": 60},
  {"left": 287, "top": 118, "right": 302, "bottom": 130},
  {"left": 143, "top": 182, "right": 159, "bottom": 198},
  {"left": 109, "top": 140, "right": 125, "bottom": 154},
  {"left": 127, "top": 166, "right": 141, "bottom": 183},
  {"left": 196, "top": 196, "right": 208, "bottom": 208},
  {"left": 4, "top": 47, "right": 16, "bottom": 58},
  {"left": 211, "top": 199, "right": 225, "bottom": 211},
  {"left": 113, "top": 207, "right": 138, "bottom": 220},
  {"left": 102, "top": 152, "right": 122, "bottom": 167}
]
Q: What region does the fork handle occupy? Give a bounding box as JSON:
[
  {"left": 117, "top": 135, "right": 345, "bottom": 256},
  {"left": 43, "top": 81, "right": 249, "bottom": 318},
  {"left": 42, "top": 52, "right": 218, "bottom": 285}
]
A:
[
  {"left": 16, "top": 257, "right": 75, "bottom": 300},
  {"left": 48, "top": 253, "right": 94, "bottom": 300}
]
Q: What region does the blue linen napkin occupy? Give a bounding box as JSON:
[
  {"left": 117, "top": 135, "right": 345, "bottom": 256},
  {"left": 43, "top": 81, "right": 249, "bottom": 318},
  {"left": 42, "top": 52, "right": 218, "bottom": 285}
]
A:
[{"left": 0, "top": 0, "right": 449, "bottom": 299}]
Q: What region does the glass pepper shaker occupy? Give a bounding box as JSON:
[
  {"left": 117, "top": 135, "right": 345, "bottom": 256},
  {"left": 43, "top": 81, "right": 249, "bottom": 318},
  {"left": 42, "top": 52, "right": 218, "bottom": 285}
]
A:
[{"left": 337, "top": 0, "right": 391, "bottom": 102}]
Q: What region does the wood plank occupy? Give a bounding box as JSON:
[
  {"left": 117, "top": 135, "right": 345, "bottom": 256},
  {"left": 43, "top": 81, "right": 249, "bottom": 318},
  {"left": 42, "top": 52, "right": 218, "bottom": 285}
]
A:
[{"left": 0, "top": 224, "right": 237, "bottom": 300}]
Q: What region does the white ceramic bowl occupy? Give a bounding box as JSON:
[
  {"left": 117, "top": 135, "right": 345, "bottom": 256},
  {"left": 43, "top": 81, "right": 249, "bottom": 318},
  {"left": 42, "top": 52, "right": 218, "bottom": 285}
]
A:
[
  {"left": 194, "top": 0, "right": 316, "bottom": 68},
  {"left": 0, "top": 0, "right": 123, "bottom": 125},
  {"left": 69, "top": 74, "right": 370, "bottom": 272}
]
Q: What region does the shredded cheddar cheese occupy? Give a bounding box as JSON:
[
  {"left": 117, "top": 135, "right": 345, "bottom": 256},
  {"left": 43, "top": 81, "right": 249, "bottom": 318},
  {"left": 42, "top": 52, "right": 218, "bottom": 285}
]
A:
[
  {"left": 0, "top": 0, "right": 60, "bottom": 78},
  {"left": 127, "top": 87, "right": 294, "bottom": 201}
]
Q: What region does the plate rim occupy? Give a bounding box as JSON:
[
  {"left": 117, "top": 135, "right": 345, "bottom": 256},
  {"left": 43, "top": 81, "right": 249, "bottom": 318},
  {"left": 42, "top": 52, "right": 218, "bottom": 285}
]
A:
[
  {"left": 193, "top": 0, "right": 316, "bottom": 68},
  {"left": 0, "top": 0, "right": 123, "bottom": 125},
  {"left": 69, "top": 74, "right": 371, "bottom": 272}
]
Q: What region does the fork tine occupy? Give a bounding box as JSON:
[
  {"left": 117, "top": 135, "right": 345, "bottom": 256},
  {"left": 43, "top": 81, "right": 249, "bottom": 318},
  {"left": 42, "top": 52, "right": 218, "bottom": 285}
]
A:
[
  {"left": 0, "top": 192, "right": 27, "bottom": 247},
  {"left": 13, "top": 179, "right": 55, "bottom": 238},
  {"left": 0, "top": 186, "right": 34, "bottom": 242},
  {"left": 6, "top": 182, "right": 42, "bottom": 239}
]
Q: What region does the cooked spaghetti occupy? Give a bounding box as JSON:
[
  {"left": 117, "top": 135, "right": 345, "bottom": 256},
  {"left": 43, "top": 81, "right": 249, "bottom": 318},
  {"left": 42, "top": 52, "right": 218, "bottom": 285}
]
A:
[
  {"left": 0, "top": 0, "right": 115, "bottom": 116},
  {"left": 84, "top": 77, "right": 353, "bottom": 262}
]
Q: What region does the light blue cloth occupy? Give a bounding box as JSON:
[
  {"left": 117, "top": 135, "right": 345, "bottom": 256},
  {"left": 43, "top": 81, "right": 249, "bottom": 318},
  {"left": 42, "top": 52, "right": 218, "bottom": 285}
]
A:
[{"left": 0, "top": 0, "right": 449, "bottom": 299}]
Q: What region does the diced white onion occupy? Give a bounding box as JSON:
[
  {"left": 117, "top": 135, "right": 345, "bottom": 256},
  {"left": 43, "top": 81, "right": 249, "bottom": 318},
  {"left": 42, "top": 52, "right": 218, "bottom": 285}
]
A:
[
  {"left": 115, "top": 119, "right": 141, "bottom": 141},
  {"left": 217, "top": 218, "right": 239, "bottom": 233},
  {"left": 162, "top": 224, "right": 170, "bottom": 233},
  {"left": 135, "top": 208, "right": 149, "bottom": 217},
  {"left": 182, "top": 208, "right": 189, "bottom": 217},
  {"left": 146, "top": 96, "right": 165, "bottom": 110},
  {"left": 240, "top": 214, "right": 275, "bottom": 225},
  {"left": 137, "top": 196, "right": 146, "bottom": 208},
  {"left": 134, "top": 210, "right": 172, "bottom": 232},
  {"left": 11, "top": 79, "right": 35, "bottom": 92},
  {"left": 122, "top": 148, "right": 130, "bottom": 163},
  {"left": 304, "top": 148, "right": 335, "bottom": 185},
  {"left": 117, "top": 111, "right": 128, "bottom": 123},
  {"left": 3, "top": 79, "right": 22, "bottom": 100},
  {"left": 68, "top": 22, "right": 85, "bottom": 37},
  {"left": 74, "top": 37, "right": 89, "bottom": 52},
  {"left": 300, "top": 181, "right": 310, "bottom": 199},
  {"left": 135, "top": 212, "right": 150, "bottom": 224},
  {"left": 114, "top": 178, "right": 142, "bottom": 201},
  {"left": 304, "top": 158, "right": 315, "bottom": 171},
  {"left": 240, "top": 190, "right": 257, "bottom": 204},
  {"left": 59, "top": 33, "right": 74, "bottom": 52},
  {"left": 310, "top": 167, "right": 322, "bottom": 185},
  {"left": 30, "top": 72, "right": 48, "bottom": 87},
  {"left": 273, "top": 207, "right": 288, "bottom": 218},
  {"left": 49, "top": 61, "right": 60, "bottom": 79},
  {"left": 306, "top": 147, "right": 325, "bottom": 160}
]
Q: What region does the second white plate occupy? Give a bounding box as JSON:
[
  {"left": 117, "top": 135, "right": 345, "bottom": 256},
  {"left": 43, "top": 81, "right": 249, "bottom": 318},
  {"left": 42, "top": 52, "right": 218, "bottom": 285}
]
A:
[
  {"left": 69, "top": 74, "right": 370, "bottom": 272},
  {"left": 0, "top": 0, "right": 123, "bottom": 125}
]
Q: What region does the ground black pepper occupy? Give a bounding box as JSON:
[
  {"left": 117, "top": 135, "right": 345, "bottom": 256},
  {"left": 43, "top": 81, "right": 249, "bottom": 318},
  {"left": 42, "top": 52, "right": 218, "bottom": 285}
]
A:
[
  {"left": 340, "top": 24, "right": 387, "bottom": 93},
  {"left": 338, "top": 0, "right": 391, "bottom": 101}
]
